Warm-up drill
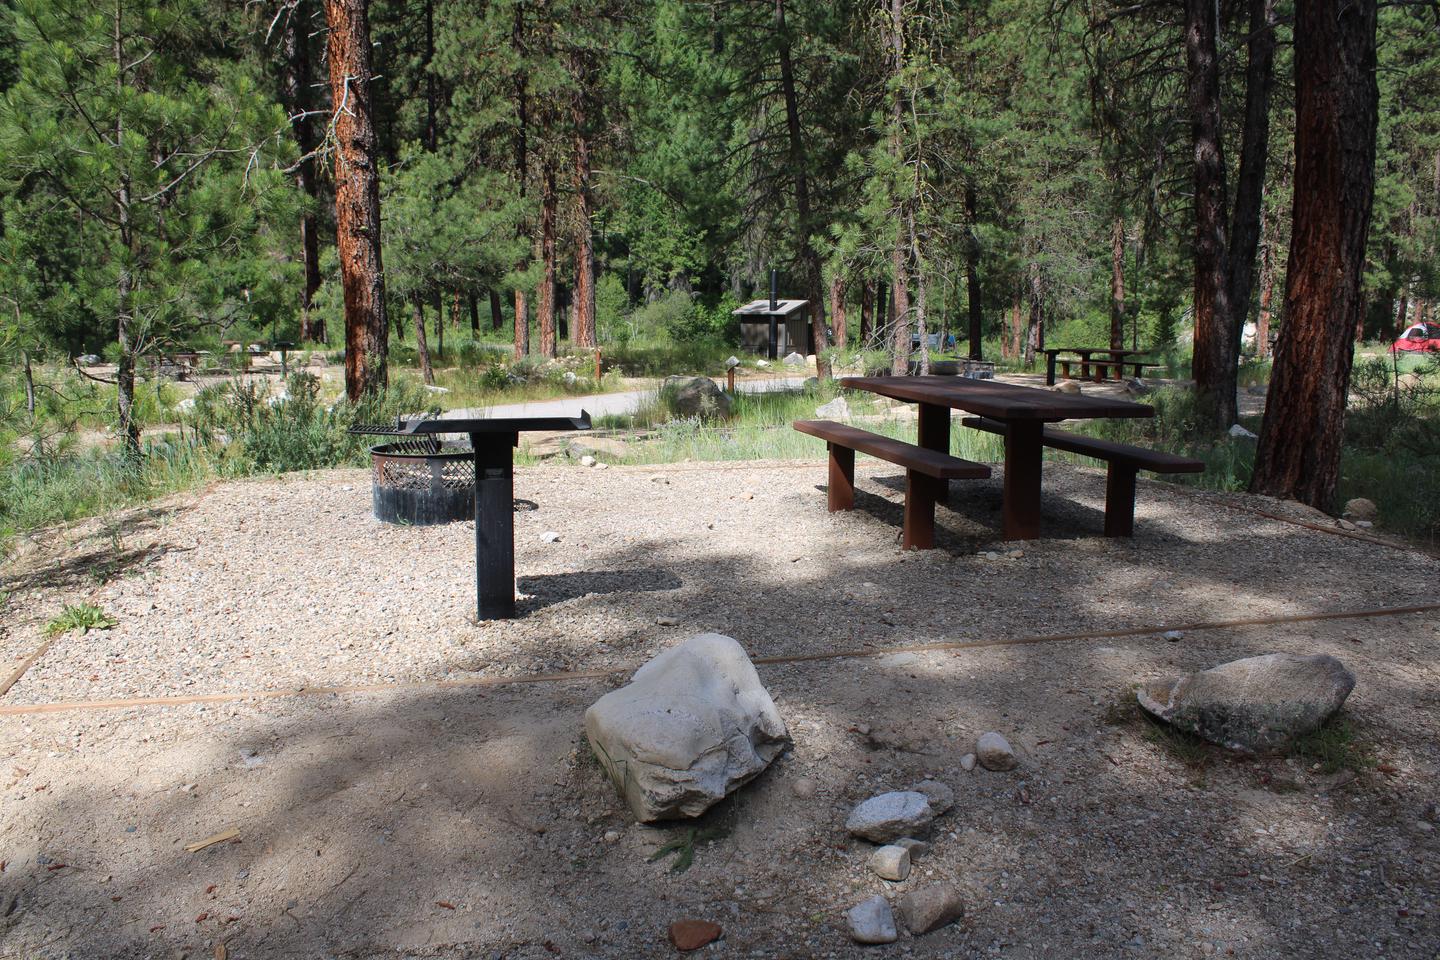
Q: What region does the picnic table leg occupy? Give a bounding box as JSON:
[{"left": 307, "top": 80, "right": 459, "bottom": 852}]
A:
[
  {"left": 1103, "top": 464, "right": 1138, "bottom": 537},
  {"left": 827, "top": 443, "right": 855, "bottom": 511},
  {"left": 902, "top": 469, "right": 937, "bottom": 550},
  {"left": 916, "top": 402, "right": 951, "bottom": 503},
  {"left": 1001, "top": 421, "right": 1044, "bottom": 540},
  {"left": 1045, "top": 352, "right": 1057, "bottom": 386},
  {"left": 472, "top": 431, "right": 519, "bottom": 620}
]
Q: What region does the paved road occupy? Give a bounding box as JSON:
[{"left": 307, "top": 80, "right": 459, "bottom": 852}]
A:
[{"left": 441, "top": 375, "right": 810, "bottom": 421}]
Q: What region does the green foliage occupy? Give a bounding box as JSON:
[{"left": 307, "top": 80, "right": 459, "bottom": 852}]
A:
[
  {"left": 190, "top": 373, "right": 432, "bottom": 474},
  {"left": 44, "top": 603, "right": 118, "bottom": 637}
]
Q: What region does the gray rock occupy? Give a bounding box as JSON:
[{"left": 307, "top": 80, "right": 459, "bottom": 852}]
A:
[
  {"left": 579, "top": 455, "right": 597, "bottom": 467},
  {"left": 783, "top": 352, "right": 806, "bottom": 367},
  {"left": 725, "top": 356, "right": 741, "bottom": 369},
  {"left": 976, "top": 732, "right": 1017, "bottom": 771},
  {"left": 898, "top": 884, "right": 964, "bottom": 935},
  {"left": 959, "top": 753, "right": 976, "bottom": 772},
  {"left": 1228, "top": 423, "right": 1258, "bottom": 440},
  {"left": 584, "top": 634, "right": 789, "bottom": 822},
  {"left": 845, "top": 791, "right": 935, "bottom": 842},
  {"left": 662, "top": 375, "right": 732, "bottom": 420},
  {"left": 568, "top": 436, "right": 629, "bottom": 460},
  {"left": 869, "top": 845, "right": 912, "bottom": 881},
  {"left": 790, "top": 778, "right": 818, "bottom": 800},
  {"left": 894, "top": 837, "right": 929, "bottom": 860},
  {"left": 1136, "top": 653, "right": 1356, "bottom": 753},
  {"left": 539, "top": 531, "right": 561, "bottom": 543},
  {"left": 756, "top": 359, "right": 770, "bottom": 368},
  {"left": 1343, "top": 497, "right": 1378, "bottom": 522},
  {"left": 1052, "top": 380, "right": 1082, "bottom": 395},
  {"left": 908, "top": 779, "right": 954, "bottom": 815},
  {"left": 847, "top": 896, "right": 898, "bottom": 944},
  {"left": 1163, "top": 630, "right": 1184, "bottom": 642},
  {"left": 815, "top": 396, "right": 850, "bottom": 419}
]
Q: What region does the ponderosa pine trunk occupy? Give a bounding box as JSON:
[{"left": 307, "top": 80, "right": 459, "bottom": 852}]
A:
[
  {"left": 1250, "top": 0, "right": 1378, "bottom": 507},
  {"left": 490, "top": 289, "right": 503, "bottom": 331},
  {"left": 964, "top": 186, "right": 983, "bottom": 360},
  {"left": 325, "top": 0, "right": 388, "bottom": 400},
  {"left": 775, "top": 0, "right": 830, "bottom": 376},
  {"left": 511, "top": 2, "right": 530, "bottom": 360},
  {"left": 282, "top": 0, "right": 323, "bottom": 343},
  {"left": 887, "top": 0, "right": 910, "bottom": 375},
  {"left": 830, "top": 274, "right": 847, "bottom": 349},
  {"left": 1226, "top": 0, "right": 1278, "bottom": 347},
  {"left": 1110, "top": 216, "right": 1126, "bottom": 350},
  {"left": 1185, "top": 0, "right": 1233, "bottom": 429},
  {"left": 569, "top": 45, "right": 598, "bottom": 350},
  {"left": 1256, "top": 238, "right": 1275, "bottom": 358},
  {"left": 537, "top": 156, "right": 557, "bottom": 358},
  {"left": 411, "top": 294, "right": 434, "bottom": 385},
  {"left": 859, "top": 280, "right": 873, "bottom": 348},
  {"left": 113, "top": 1, "right": 140, "bottom": 459}
]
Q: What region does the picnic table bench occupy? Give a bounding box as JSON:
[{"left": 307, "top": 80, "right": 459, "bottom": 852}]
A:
[
  {"left": 1043, "top": 348, "right": 1161, "bottom": 386},
  {"left": 961, "top": 416, "right": 1203, "bottom": 537},
  {"left": 793, "top": 419, "right": 990, "bottom": 549}
]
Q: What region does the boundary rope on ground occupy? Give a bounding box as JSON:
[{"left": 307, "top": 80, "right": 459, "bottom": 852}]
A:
[{"left": 2, "top": 600, "right": 1435, "bottom": 718}]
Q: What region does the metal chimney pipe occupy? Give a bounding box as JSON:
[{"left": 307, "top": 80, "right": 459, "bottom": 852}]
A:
[{"left": 768, "top": 269, "right": 778, "bottom": 312}]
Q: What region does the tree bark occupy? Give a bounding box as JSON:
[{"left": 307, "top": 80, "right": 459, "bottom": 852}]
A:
[
  {"left": 569, "top": 46, "right": 598, "bottom": 350},
  {"left": 859, "top": 280, "right": 873, "bottom": 348},
  {"left": 829, "top": 274, "right": 847, "bottom": 349},
  {"left": 964, "top": 186, "right": 983, "bottom": 360},
  {"left": 1186, "top": 0, "right": 1234, "bottom": 430},
  {"left": 910, "top": 209, "right": 928, "bottom": 375},
  {"left": 887, "top": 0, "right": 909, "bottom": 375},
  {"left": 1226, "top": 0, "right": 1278, "bottom": 347},
  {"left": 1025, "top": 263, "right": 1043, "bottom": 367},
  {"left": 512, "top": 1, "right": 530, "bottom": 361},
  {"left": 775, "top": 0, "right": 830, "bottom": 377},
  {"left": 412, "top": 294, "right": 434, "bottom": 385},
  {"left": 1009, "top": 285, "right": 1023, "bottom": 360},
  {"left": 1250, "top": 0, "right": 1378, "bottom": 508},
  {"left": 490, "top": 289, "right": 503, "bottom": 331},
  {"left": 113, "top": 0, "right": 140, "bottom": 459},
  {"left": 282, "top": 0, "right": 323, "bottom": 343},
  {"left": 1256, "top": 238, "right": 1275, "bottom": 358},
  {"left": 1395, "top": 293, "right": 1408, "bottom": 333},
  {"left": 1110, "top": 215, "right": 1126, "bottom": 350},
  {"left": 538, "top": 157, "right": 557, "bottom": 358},
  {"left": 469, "top": 292, "right": 479, "bottom": 334},
  {"left": 514, "top": 288, "right": 529, "bottom": 358},
  {"left": 325, "top": 0, "right": 388, "bottom": 400}
]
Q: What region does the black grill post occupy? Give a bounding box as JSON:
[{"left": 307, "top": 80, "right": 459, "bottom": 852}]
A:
[{"left": 472, "top": 431, "right": 518, "bottom": 620}]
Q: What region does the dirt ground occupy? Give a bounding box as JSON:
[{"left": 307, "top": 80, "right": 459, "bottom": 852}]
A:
[{"left": 1, "top": 459, "right": 1437, "bottom": 959}]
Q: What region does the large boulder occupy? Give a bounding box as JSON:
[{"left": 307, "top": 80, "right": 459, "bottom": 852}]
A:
[
  {"left": 584, "top": 634, "right": 789, "bottom": 822},
  {"left": 1137, "top": 653, "right": 1356, "bottom": 753},
  {"left": 662, "top": 376, "right": 732, "bottom": 420}
]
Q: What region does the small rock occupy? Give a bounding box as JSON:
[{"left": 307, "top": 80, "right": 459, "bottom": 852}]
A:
[
  {"left": 790, "top": 778, "right": 818, "bottom": 800},
  {"left": 1228, "top": 423, "right": 1258, "bottom": 440},
  {"left": 846, "top": 791, "right": 935, "bottom": 842},
  {"left": 908, "top": 779, "right": 954, "bottom": 815},
  {"left": 1052, "top": 380, "right": 1082, "bottom": 395},
  {"left": 847, "top": 895, "right": 898, "bottom": 945},
  {"left": 898, "top": 884, "right": 964, "bottom": 935},
  {"left": 540, "top": 531, "right": 561, "bottom": 543},
  {"left": 1163, "top": 630, "right": 1184, "bottom": 642},
  {"left": 667, "top": 919, "right": 722, "bottom": 951},
  {"left": 725, "top": 356, "right": 741, "bottom": 369},
  {"left": 656, "top": 616, "right": 680, "bottom": 626},
  {"left": 580, "top": 455, "right": 597, "bottom": 467},
  {"left": 815, "top": 396, "right": 850, "bottom": 419},
  {"left": 603, "top": 829, "right": 621, "bottom": 844},
  {"left": 756, "top": 359, "right": 770, "bottom": 368},
  {"left": 894, "top": 837, "right": 929, "bottom": 860},
  {"left": 869, "top": 845, "right": 912, "bottom": 881},
  {"left": 976, "top": 732, "right": 1017, "bottom": 771},
  {"left": 1337, "top": 519, "right": 1357, "bottom": 531},
  {"left": 783, "top": 352, "right": 806, "bottom": 367},
  {"left": 1343, "top": 497, "right": 1378, "bottom": 522},
  {"left": 959, "top": 753, "right": 977, "bottom": 772},
  {"left": 1354, "top": 520, "right": 1373, "bottom": 529}
]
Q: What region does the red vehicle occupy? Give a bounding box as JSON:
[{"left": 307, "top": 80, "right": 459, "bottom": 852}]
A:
[{"left": 1392, "top": 322, "right": 1440, "bottom": 353}]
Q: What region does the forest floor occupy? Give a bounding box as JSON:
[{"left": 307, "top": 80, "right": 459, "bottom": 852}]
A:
[{"left": 2, "top": 460, "right": 1437, "bottom": 959}]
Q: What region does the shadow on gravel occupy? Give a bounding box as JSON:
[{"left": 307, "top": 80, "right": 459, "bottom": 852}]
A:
[{"left": 517, "top": 568, "right": 684, "bottom": 609}]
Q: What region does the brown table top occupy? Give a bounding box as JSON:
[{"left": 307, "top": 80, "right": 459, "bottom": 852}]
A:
[
  {"left": 1044, "top": 347, "right": 1151, "bottom": 357},
  {"left": 840, "top": 375, "right": 1154, "bottom": 422}
]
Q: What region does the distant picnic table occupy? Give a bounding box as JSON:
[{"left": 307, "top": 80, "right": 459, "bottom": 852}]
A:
[{"left": 1043, "top": 347, "right": 1160, "bottom": 385}]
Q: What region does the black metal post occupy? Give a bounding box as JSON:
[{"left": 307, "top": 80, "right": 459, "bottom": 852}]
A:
[
  {"left": 769, "top": 269, "right": 778, "bottom": 312},
  {"left": 471, "top": 431, "right": 518, "bottom": 620},
  {"left": 768, "top": 315, "right": 778, "bottom": 359}
]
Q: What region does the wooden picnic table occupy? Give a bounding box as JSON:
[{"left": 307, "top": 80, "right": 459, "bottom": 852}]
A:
[
  {"left": 840, "top": 375, "right": 1154, "bottom": 540},
  {"left": 1043, "top": 347, "right": 1156, "bottom": 385}
]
